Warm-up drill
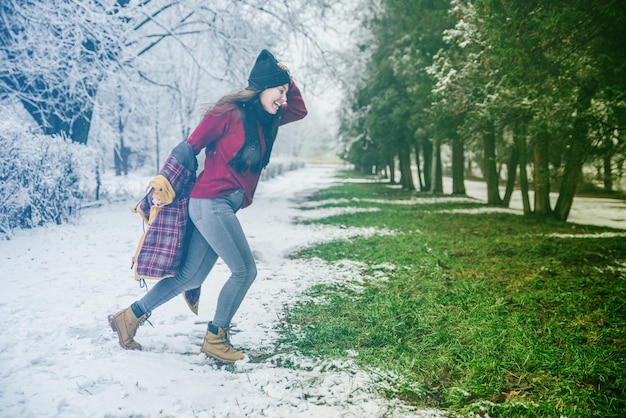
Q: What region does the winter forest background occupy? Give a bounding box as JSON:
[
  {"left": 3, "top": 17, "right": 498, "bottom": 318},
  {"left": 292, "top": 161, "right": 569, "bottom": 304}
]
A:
[{"left": 1, "top": 0, "right": 625, "bottom": 238}]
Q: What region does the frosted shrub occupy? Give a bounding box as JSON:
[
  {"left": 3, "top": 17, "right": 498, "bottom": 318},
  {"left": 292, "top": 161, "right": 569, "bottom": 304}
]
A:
[
  {"left": 0, "top": 122, "right": 96, "bottom": 239},
  {"left": 261, "top": 157, "right": 306, "bottom": 181}
]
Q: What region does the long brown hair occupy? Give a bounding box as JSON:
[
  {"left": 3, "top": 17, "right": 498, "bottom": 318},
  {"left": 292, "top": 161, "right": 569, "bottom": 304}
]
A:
[{"left": 204, "top": 88, "right": 260, "bottom": 116}]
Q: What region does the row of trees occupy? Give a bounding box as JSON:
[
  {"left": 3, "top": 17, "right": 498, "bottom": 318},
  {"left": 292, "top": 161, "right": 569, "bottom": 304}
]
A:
[{"left": 339, "top": 0, "right": 626, "bottom": 221}]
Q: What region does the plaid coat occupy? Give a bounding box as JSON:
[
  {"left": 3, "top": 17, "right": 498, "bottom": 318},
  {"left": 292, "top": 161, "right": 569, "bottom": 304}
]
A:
[
  {"left": 132, "top": 143, "right": 203, "bottom": 313},
  {"left": 132, "top": 144, "right": 196, "bottom": 282}
]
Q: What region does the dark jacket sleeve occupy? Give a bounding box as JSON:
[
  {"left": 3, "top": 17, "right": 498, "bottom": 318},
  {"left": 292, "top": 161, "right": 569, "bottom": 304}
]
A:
[
  {"left": 280, "top": 79, "right": 308, "bottom": 125},
  {"left": 170, "top": 140, "right": 198, "bottom": 173}
]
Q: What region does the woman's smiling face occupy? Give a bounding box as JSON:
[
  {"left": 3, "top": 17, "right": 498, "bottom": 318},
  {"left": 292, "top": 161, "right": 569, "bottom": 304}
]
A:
[{"left": 259, "top": 83, "right": 289, "bottom": 114}]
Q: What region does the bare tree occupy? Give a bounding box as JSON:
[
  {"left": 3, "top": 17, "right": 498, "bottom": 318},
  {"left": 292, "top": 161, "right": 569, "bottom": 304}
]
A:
[{"left": 1, "top": 0, "right": 343, "bottom": 150}]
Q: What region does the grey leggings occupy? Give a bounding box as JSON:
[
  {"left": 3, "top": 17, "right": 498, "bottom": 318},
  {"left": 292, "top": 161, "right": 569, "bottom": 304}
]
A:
[{"left": 134, "top": 190, "right": 257, "bottom": 328}]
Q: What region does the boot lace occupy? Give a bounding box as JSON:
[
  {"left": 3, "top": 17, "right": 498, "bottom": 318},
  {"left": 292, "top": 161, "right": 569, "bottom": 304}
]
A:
[
  {"left": 138, "top": 312, "right": 153, "bottom": 329},
  {"left": 222, "top": 325, "right": 240, "bottom": 349}
]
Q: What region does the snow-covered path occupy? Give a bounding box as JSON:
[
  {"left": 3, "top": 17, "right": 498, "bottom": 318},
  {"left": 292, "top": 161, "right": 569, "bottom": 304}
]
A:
[{"left": 0, "top": 166, "right": 440, "bottom": 418}]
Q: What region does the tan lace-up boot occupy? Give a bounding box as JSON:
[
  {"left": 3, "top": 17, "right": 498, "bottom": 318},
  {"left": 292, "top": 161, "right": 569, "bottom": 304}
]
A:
[
  {"left": 201, "top": 326, "right": 244, "bottom": 363},
  {"left": 108, "top": 307, "right": 147, "bottom": 350}
]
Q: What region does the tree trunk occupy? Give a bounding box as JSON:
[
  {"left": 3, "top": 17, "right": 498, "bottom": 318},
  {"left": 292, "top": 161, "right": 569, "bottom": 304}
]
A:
[
  {"left": 554, "top": 144, "right": 584, "bottom": 221},
  {"left": 431, "top": 141, "right": 443, "bottom": 193},
  {"left": 502, "top": 124, "right": 518, "bottom": 207},
  {"left": 483, "top": 124, "right": 502, "bottom": 205},
  {"left": 399, "top": 145, "right": 415, "bottom": 190},
  {"left": 516, "top": 129, "right": 531, "bottom": 215},
  {"left": 114, "top": 139, "right": 130, "bottom": 176},
  {"left": 422, "top": 139, "right": 433, "bottom": 191},
  {"left": 451, "top": 137, "right": 466, "bottom": 195},
  {"left": 415, "top": 144, "right": 424, "bottom": 190},
  {"left": 533, "top": 132, "right": 551, "bottom": 215},
  {"left": 95, "top": 162, "right": 101, "bottom": 201},
  {"left": 554, "top": 82, "right": 596, "bottom": 221}
]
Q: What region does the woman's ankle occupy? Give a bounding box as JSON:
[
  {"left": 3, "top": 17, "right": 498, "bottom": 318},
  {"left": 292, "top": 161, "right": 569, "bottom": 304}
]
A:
[{"left": 130, "top": 302, "right": 145, "bottom": 318}]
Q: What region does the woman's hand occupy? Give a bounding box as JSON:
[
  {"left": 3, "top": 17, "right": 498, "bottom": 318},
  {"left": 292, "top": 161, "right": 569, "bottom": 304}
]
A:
[{"left": 277, "top": 62, "right": 291, "bottom": 78}]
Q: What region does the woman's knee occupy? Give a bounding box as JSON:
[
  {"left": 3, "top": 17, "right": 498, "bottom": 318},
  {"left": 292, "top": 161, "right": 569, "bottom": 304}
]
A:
[
  {"left": 248, "top": 262, "right": 257, "bottom": 282},
  {"left": 233, "top": 261, "right": 257, "bottom": 284}
]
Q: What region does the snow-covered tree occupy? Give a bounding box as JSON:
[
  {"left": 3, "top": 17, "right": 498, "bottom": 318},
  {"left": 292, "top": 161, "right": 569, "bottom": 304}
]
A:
[{"left": 0, "top": 0, "right": 341, "bottom": 152}]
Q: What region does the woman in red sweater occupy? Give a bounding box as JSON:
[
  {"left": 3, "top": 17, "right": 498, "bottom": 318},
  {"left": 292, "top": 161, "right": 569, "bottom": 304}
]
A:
[{"left": 109, "top": 49, "right": 307, "bottom": 363}]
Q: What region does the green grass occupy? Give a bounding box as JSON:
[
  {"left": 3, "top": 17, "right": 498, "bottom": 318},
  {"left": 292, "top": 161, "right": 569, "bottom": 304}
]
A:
[{"left": 276, "top": 172, "right": 626, "bottom": 417}]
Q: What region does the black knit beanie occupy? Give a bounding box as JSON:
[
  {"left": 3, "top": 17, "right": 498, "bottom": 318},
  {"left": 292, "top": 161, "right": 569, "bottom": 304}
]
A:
[{"left": 247, "top": 49, "right": 290, "bottom": 90}]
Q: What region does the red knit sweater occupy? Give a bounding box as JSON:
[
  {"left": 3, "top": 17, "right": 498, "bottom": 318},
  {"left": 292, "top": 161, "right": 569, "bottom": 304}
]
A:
[{"left": 187, "top": 79, "right": 307, "bottom": 208}]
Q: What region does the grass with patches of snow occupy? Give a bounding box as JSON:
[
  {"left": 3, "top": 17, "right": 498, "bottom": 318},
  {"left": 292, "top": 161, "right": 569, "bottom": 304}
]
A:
[{"left": 277, "top": 173, "right": 626, "bottom": 418}]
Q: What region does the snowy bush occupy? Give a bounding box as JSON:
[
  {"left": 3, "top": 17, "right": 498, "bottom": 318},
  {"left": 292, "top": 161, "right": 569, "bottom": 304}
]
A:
[
  {"left": 261, "top": 158, "right": 306, "bottom": 181},
  {"left": 0, "top": 121, "right": 96, "bottom": 239}
]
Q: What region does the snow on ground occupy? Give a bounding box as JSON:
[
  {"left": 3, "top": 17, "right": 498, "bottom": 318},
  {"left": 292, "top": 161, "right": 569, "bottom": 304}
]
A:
[
  {"left": 1, "top": 165, "right": 623, "bottom": 418},
  {"left": 0, "top": 165, "right": 443, "bottom": 418}
]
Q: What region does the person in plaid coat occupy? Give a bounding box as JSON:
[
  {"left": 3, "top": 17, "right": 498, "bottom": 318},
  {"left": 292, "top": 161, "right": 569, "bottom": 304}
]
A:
[{"left": 109, "top": 49, "right": 308, "bottom": 363}]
